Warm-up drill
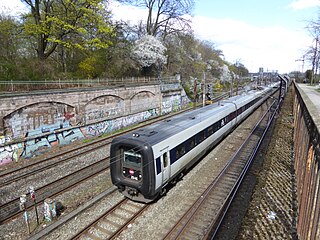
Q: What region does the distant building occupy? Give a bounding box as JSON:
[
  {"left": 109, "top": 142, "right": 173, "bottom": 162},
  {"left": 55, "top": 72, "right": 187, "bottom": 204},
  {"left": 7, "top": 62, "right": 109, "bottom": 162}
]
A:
[{"left": 249, "top": 68, "right": 278, "bottom": 83}]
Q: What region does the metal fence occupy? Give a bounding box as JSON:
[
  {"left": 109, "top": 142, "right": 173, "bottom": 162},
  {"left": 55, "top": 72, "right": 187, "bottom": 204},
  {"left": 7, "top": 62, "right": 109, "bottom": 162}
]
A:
[
  {"left": 0, "top": 76, "right": 180, "bottom": 92},
  {"left": 293, "top": 82, "right": 320, "bottom": 240}
]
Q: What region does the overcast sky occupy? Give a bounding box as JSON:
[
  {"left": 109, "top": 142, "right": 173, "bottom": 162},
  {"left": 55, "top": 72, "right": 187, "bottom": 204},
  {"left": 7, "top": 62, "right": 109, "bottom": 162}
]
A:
[{"left": 1, "top": 0, "right": 320, "bottom": 73}]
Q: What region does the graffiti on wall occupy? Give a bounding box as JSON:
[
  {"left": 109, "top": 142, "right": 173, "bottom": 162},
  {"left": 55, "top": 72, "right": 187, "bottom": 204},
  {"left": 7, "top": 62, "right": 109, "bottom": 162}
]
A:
[
  {"left": 84, "top": 121, "right": 112, "bottom": 137},
  {"left": 0, "top": 88, "right": 179, "bottom": 165},
  {"left": 162, "top": 95, "right": 182, "bottom": 114},
  {"left": 0, "top": 143, "right": 22, "bottom": 165},
  {"left": 85, "top": 95, "right": 124, "bottom": 123},
  {"left": 0, "top": 136, "right": 12, "bottom": 150},
  {"left": 0, "top": 109, "right": 158, "bottom": 165},
  {"left": 83, "top": 109, "right": 158, "bottom": 137},
  {"left": 4, "top": 102, "right": 76, "bottom": 139},
  {"left": 22, "top": 122, "right": 85, "bottom": 158},
  {"left": 111, "top": 109, "right": 158, "bottom": 132}
]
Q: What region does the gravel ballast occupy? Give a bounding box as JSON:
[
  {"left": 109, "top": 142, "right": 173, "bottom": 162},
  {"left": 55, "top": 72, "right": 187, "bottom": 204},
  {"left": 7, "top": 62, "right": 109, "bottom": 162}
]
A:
[{"left": 1, "top": 96, "right": 297, "bottom": 240}]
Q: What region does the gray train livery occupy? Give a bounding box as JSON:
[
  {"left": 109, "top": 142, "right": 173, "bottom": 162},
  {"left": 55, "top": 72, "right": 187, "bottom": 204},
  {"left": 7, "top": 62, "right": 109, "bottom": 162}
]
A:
[{"left": 110, "top": 83, "right": 279, "bottom": 203}]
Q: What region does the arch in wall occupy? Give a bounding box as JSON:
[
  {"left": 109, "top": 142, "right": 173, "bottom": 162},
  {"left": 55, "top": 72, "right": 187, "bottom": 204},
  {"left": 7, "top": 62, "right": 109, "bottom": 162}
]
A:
[
  {"left": 130, "top": 90, "right": 159, "bottom": 113},
  {"left": 84, "top": 95, "right": 125, "bottom": 124},
  {"left": 3, "top": 101, "right": 76, "bottom": 139}
]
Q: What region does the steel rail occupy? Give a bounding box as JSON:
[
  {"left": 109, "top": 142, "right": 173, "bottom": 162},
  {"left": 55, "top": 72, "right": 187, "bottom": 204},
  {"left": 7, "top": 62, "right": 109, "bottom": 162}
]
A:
[
  {"left": 0, "top": 100, "right": 209, "bottom": 186},
  {"left": 208, "top": 98, "right": 281, "bottom": 239},
  {"left": 0, "top": 158, "right": 109, "bottom": 223},
  {"left": 163, "top": 96, "right": 279, "bottom": 239},
  {"left": 71, "top": 198, "right": 148, "bottom": 240}
]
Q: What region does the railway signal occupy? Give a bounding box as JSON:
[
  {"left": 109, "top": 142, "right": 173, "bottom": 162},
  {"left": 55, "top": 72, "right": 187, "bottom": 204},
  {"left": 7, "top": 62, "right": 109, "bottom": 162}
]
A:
[{"left": 29, "top": 186, "right": 39, "bottom": 225}]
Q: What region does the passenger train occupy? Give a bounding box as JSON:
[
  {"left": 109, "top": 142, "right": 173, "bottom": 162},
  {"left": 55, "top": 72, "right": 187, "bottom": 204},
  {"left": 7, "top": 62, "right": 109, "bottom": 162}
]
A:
[{"left": 110, "top": 83, "right": 280, "bottom": 203}]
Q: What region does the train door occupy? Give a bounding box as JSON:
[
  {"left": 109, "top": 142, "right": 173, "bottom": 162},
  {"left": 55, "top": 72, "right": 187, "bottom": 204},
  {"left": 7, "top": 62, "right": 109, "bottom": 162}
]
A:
[
  {"left": 232, "top": 104, "right": 238, "bottom": 128},
  {"left": 161, "top": 149, "right": 170, "bottom": 185}
]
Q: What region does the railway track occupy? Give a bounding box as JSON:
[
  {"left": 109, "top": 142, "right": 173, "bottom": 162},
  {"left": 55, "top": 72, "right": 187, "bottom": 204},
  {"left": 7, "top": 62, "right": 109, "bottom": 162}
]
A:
[
  {"left": 72, "top": 198, "right": 148, "bottom": 239},
  {"left": 163, "top": 98, "right": 280, "bottom": 239},
  {"left": 0, "top": 140, "right": 111, "bottom": 188},
  {"left": 0, "top": 103, "right": 207, "bottom": 188},
  {"left": 1, "top": 90, "right": 286, "bottom": 240},
  {"left": 0, "top": 158, "right": 109, "bottom": 223},
  {"left": 0, "top": 100, "right": 223, "bottom": 224},
  {"left": 30, "top": 94, "right": 277, "bottom": 240}
]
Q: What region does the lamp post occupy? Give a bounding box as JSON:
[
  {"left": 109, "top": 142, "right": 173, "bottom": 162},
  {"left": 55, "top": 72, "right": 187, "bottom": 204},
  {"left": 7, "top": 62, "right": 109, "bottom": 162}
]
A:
[
  {"left": 202, "top": 71, "right": 206, "bottom": 107},
  {"left": 295, "top": 56, "right": 305, "bottom": 81}
]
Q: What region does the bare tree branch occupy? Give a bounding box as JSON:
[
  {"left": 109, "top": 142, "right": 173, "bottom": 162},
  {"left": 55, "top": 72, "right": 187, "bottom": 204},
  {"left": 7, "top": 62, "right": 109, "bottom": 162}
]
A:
[{"left": 119, "top": 0, "right": 194, "bottom": 39}]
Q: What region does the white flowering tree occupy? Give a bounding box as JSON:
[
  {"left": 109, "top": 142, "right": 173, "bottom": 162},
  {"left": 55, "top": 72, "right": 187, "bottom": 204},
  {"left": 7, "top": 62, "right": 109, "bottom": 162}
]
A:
[{"left": 131, "top": 35, "right": 167, "bottom": 77}]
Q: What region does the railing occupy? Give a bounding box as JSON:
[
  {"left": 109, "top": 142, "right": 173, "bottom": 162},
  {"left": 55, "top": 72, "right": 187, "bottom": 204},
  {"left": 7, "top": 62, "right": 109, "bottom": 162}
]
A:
[
  {"left": 0, "top": 76, "right": 180, "bottom": 92},
  {"left": 293, "top": 82, "right": 320, "bottom": 240}
]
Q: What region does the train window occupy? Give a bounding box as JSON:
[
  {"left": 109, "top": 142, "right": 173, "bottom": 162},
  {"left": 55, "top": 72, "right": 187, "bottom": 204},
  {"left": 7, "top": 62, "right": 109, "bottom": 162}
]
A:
[
  {"left": 231, "top": 111, "right": 236, "bottom": 120},
  {"left": 163, "top": 152, "right": 168, "bottom": 168},
  {"left": 123, "top": 151, "right": 142, "bottom": 169},
  {"left": 189, "top": 137, "right": 195, "bottom": 150},
  {"left": 156, "top": 157, "right": 161, "bottom": 174},
  {"left": 197, "top": 131, "right": 204, "bottom": 143},
  {"left": 208, "top": 126, "right": 214, "bottom": 135},
  {"left": 176, "top": 144, "right": 185, "bottom": 159},
  {"left": 170, "top": 149, "right": 176, "bottom": 164},
  {"left": 213, "top": 122, "right": 219, "bottom": 132}
]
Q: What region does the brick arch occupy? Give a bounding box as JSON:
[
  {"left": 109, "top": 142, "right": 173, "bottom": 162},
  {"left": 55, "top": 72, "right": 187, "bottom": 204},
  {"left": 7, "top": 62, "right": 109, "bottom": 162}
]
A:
[
  {"left": 84, "top": 94, "right": 125, "bottom": 124},
  {"left": 4, "top": 101, "right": 76, "bottom": 139},
  {"left": 130, "top": 90, "right": 156, "bottom": 100},
  {"left": 130, "top": 90, "right": 159, "bottom": 113}
]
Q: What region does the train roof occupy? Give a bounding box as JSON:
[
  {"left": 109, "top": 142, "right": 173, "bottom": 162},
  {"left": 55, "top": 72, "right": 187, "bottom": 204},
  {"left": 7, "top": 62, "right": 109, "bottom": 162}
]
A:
[
  {"left": 116, "top": 85, "right": 275, "bottom": 146},
  {"left": 134, "top": 102, "right": 231, "bottom": 143}
]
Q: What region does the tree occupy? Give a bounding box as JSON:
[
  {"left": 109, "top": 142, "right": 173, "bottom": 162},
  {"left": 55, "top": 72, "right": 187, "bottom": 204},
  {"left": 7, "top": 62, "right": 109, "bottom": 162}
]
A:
[
  {"left": 229, "top": 61, "right": 249, "bottom": 77},
  {"left": 131, "top": 35, "right": 167, "bottom": 76},
  {"left": 305, "top": 69, "right": 313, "bottom": 82},
  {"left": 305, "top": 16, "right": 320, "bottom": 84},
  {"left": 21, "top": 0, "right": 114, "bottom": 60},
  {"left": 118, "top": 0, "right": 194, "bottom": 39},
  {"left": 0, "top": 14, "right": 20, "bottom": 80}
]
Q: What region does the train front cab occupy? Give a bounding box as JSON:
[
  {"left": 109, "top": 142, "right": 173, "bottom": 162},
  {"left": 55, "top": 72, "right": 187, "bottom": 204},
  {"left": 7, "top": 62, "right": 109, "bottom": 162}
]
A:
[{"left": 110, "top": 137, "right": 157, "bottom": 202}]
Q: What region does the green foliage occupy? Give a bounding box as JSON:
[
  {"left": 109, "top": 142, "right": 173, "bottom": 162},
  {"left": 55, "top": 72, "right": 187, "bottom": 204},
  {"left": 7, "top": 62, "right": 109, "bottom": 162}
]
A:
[
  {"left": 78, "top": 56, "right": 99, "bottom": 78},
  {"left": 229, "top": 62, "right": 249, "bottom": 77},
  {"left": 0, "top": 15, "right": 20, "bottom": 80},
  {"left": 22, "top": 0, "right": 114, "bottom": 60},
  {"left": 305, "top": 69, "right": 313, "bottom": 81},
  {"left": 214, "top": 80, "right": 224, "bottom": 92},
  {"left": 0, "top": 1, "right": 250, "bottom": 82}
]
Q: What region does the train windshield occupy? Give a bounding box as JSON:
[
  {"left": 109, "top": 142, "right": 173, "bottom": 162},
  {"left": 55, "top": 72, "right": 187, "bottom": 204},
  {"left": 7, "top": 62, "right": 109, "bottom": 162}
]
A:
[{"left": 124, "top": 151, "right": 142, "bottom": 168}]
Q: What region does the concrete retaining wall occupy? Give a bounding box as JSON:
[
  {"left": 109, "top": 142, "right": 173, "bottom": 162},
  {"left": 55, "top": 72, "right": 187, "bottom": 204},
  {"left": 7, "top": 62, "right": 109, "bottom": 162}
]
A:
[{"left": 0, "top": 83, "right": 189, "bottom": 165}]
